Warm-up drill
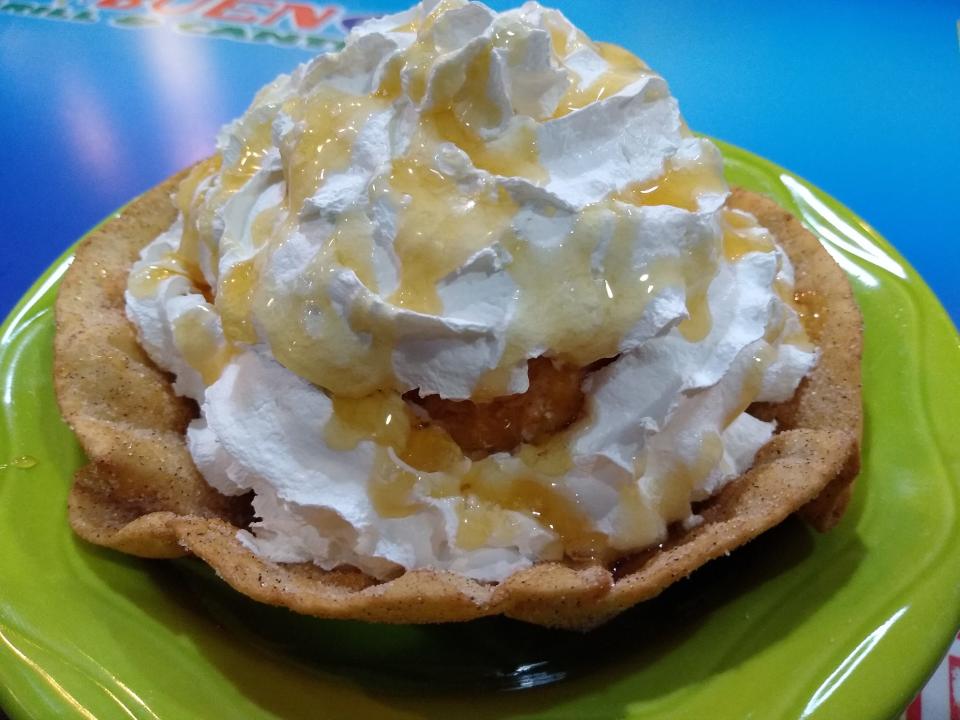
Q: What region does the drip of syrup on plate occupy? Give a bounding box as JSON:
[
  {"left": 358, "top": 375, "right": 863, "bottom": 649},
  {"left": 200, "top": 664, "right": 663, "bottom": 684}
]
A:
[{"left": 1, "top": 455, "right": 37, "bottom": 471}]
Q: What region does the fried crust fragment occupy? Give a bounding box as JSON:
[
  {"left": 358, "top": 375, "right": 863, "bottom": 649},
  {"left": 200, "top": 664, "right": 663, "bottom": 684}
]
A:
[
  {"left": 410, "top": 356, "right": 587, "bottom": 457},
  {"left": 53, "top": 173, "right": 861, "bottom": 629}
]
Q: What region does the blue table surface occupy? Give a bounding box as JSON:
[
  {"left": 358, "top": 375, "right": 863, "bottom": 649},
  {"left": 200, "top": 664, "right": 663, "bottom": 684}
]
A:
[{"left": 1, "top": 0, "right": 958, "bottom": 327}]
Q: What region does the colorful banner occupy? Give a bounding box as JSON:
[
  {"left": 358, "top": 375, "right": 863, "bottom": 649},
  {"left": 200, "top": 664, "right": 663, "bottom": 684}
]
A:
[
  {"left": 0, "top": 0, "right": 373, "bottom": 50},
  {"left": 903, "top": 631, "right": 960, "bottom": 720}
]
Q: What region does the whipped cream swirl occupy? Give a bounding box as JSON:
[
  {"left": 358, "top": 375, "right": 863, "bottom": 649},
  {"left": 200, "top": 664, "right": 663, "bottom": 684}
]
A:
[{"left": 126, "top": 0, "right": 817, "bottom": 581}]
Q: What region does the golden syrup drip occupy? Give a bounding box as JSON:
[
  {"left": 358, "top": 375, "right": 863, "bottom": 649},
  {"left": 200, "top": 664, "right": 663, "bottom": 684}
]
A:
[
  {"left": 221, "top": 119, "right": 274, "bottom": 193},
  {"left": 403, "top": 43, "right": 433, "bottom": 105},
  {"left": 169, "top": 112, "right": 270, "bottom": 292},
  {"left": 327, "top": 211, "right": 378, "bottom": 291},
  {"left": 430, "top": 111, "right": 546, "bottom": 183},
  {"left": 175, "top": 156, "right": 220, "bottom": 263},
  {"left": 369, "top": 447, "right": 422, "bottom": 518},
  {"left": 328, "top": 391, "right": 465, "bottom": 473},
  {"left": 554, "top": 41, "right": 650, "bottom": 117},
  {"left": 471, "top": 356, "right": 522, "bottom": 403},
  {"left": 402, "top": 0, "right": 454, "bottom": 105},
  {"left": 398, "top": 0, "right": 465, "bottom": 106},
  {"left": 325, "top": 391, "right": 410, "bottom": 451},
  {"left": 189, "top": 121, "right": 274, "bottom": 276},
  {"left": 127, "top": 264, "right": 180, "bottom": 299},
  {"left": 248, "top": 88, "right": 391, "bottom": 396},
  {"left": 0, "top": 456, "right": 37, "bottom": 471},
  {"left": 613, "top": 157, "right": 725, "bottom": 212},
  {"left": 217, "top": 261, "right": 258, "bottom": 344},
  {"left": 328, "top": 392, "right": 465, "bottom": 517},
  {"left": 722, "top": 345, "right": 776, "bottom": 429},
  {"left": 164, "top": 159, "right": 221, "bottom": 286},
  {"left": 421, "top": 43, "right": 544, "bottom": 179},
  {"left": 503, "top": 211, "right": 613, "bottom": 364},
  {"left": 250, "top": 205, "right": 280, "bottom": 249},
  {"left": 171, "top": 306, "right": 235, "bottom": 386},
  {"left": 677, "top": 286, "right": 713, "bottom": 343},
  {"left": 386, "top": 156, "right": 517, "bottom": 314},
  {"left": 547, "top": 24, "right": 570, "bottom": 57},
  {"left": 610, "top": 157, "right": 726, "bottom": 345},
  {"left": 390, "top": 19, "right": 418, "bottom": 33},
  {"left": 504, "top": 206, "right": 706, "bottom": 367},
  {"left": 176, "top": 156, "right": 221, "bottom": 217},
  {"left": 721, "top": 208, "right": 775, "bottom": 262},
  {"left": 456, "top": 496, "right": 505, "bottom": 550},
  {"left": 654, "top": 431, "right": 725, "bottom": 521},
  {"left": 285, "top": 89, "right": 387, "bottom": 216},
  {"left": 377, "top": 43, "right": 544, "bottom": 318},
  {"left": 768, "top": 278, "right": 816, "bottom": 352},
  {"left": 457, "top": 467, "right": 604, "bottom": 560},
  {"left": 254, "top": 265, "right": 395, "bottom": 397},
  {"left": 421, "top": 0, "right": 464, "bottom": 30},
  {"left": 128, "top": 249, "right": 207, "bottom": 300},
  {"left": 375, "top": 55, "right": 403, "bottom": 100},
  {"left": 400, "top": 424, "right": 464, "bottom": 473},
  {"left": 328, "top": 390, "right": 599, "bottom": 558},
  {"left": 793, "top": 289, "right": 826, "bottom": 342},
  {"left": 517, "top": 437, "right": 574, "bottom": 477},
  {"left": 720, "top": 208, "right": 813, "bottom": 352},
  {"left": 208, "top": 198, "right": 281, "bottom": 349}
]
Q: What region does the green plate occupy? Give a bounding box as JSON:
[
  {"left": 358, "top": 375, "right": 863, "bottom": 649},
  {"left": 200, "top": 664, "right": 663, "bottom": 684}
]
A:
[{"left": 1, "top": 142, "right": 959, "bottom": 720}]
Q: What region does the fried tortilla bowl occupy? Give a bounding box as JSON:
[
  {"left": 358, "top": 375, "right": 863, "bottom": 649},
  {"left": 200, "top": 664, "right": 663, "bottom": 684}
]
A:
[{"left": 53, "top": 171, "right": 862, "bottom": 631}]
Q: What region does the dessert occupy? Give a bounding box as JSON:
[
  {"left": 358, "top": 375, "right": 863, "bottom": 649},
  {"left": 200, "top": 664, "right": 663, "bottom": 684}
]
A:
[{"left": 54, "top": 0, "right": 861, "bottom": 628}]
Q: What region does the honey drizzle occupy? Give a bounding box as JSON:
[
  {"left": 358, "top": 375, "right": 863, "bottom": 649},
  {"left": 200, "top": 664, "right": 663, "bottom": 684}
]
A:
[
  {"left": 149, "top": 5, "right": 783, "bottom": 560},
  {"left": 218, "top": 261, "right": 258, "bottom": 343},
  {"left": 239, "top": 86, "right": 394, "bottom": 396},
  {"left": 171, "top": 306, "right": 235, "bottom": 385},
  {"left": 429, "top": 109, "right": 546, "bottom": 183},
  {"left": 0, "top": 456, "right": 37, "bottom": 471},
  {"left": 722, "top": 346, "right": 776, "bottom": 428},
  {"left": 328, "top": 393, "right": 462, "bottom": 518},
  {"left": 553, "top": 42, "right": 651, "bottom": 117},
  {"left": 503, "top": 202, "right": 718, "bottom": 368},
  {"left": 452, "top": 437, "right": 608, "bottom": 560},
  {"left": 175, "top": 156, "right": 221, "bottom": 267},
  {"left": 791, "top": 289, "right": 824, "bottom": 347},
  {"left": 369, "top": 448, "right": 423, "bottom": 517},
  {"left": 394, "top": 0, "right": 464, "bottom": 104},
  {"left": 221, "top": 119, "right": 273, "bottom": 193},
  {"left": 283, "top": 89, "right": 388, "bottom": 216},
  {"left": 613, "top": 156, "right": 725, "bottom": 212},
  {"left": 325, "top": 390, "right": 602, "bottom": 557},
  {"left": 657, "top": 432, "right": 725, "bottom": 519},
  {"left": 721, "top": 208, "right": 775, "bottom": 262},
  {"left": 127, "top": 263, "right": 181, "bottom": 299},
  {"left": 386, "top": 156, "right": 518, "bottom": 314},
  {"left": 456, "top": 468, "right": 605, "bottom": 560}
]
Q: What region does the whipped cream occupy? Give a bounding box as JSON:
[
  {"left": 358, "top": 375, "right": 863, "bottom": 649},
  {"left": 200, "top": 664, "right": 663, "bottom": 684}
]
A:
[{"left": 126, "top": 0, "right": 817, "bottom": 582}]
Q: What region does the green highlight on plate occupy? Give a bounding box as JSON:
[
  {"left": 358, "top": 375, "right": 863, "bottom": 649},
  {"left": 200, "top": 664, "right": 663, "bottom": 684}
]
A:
[{"left": 0, "top": 143, "right": 958, "bottom": 720}]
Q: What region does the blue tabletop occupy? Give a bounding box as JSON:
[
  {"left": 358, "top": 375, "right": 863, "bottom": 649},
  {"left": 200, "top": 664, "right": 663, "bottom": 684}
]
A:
[{"left": 1, "top": 0, "right": 958, "bottom": 325}]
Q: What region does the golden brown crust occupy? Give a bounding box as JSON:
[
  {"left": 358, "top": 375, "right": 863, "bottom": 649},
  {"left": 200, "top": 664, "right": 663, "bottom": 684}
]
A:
[
  {"left": 730, "top": 188, "right": 863, "bottom": 529},
  {"left": 54, "top": 172, "right": 251, "bottom": 556},
  {"left": 53, "top": 174, "right": 862, "bottom": 630}
]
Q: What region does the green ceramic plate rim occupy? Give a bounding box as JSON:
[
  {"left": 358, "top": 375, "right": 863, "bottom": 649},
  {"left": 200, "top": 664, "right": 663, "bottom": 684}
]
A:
[{"left": 0, "top": 140, "right": 958, "bottom": 720}]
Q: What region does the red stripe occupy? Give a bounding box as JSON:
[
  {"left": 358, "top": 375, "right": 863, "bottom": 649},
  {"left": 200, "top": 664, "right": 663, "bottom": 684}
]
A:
[
  {"left": 906, "top": 693, "right": 922, "bottom": 720},
  {"left": 950, "top": 654, "right": 960, "bottom": 720}
]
